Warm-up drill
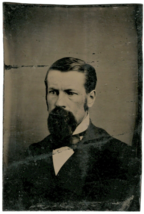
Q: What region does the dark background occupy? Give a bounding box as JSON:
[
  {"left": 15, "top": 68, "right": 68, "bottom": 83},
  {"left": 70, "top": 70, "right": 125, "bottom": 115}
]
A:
[{"left": 3, "top": 3, "right": 142, "bottom": 165}]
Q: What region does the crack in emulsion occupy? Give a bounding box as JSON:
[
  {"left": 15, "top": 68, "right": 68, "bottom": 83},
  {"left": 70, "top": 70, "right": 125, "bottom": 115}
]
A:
[{"left": 4, "top": 64, "right": 49, "bottom": 70}]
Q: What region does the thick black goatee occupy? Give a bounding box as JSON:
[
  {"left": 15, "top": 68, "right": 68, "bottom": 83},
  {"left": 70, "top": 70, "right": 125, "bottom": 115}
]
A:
[{"left": 48, "top": 106, "right": 77, "bottom": 142}]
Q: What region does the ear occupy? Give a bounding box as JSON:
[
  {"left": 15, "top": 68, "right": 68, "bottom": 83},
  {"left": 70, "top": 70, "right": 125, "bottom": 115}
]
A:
[{"left": 87, "top": 90, "right": 96, "bottom": 108}]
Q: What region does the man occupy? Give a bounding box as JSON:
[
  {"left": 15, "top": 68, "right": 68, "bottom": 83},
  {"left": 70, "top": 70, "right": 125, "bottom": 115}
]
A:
[{"left": 4, "top": 57, "right": 141, "bottom": 211}]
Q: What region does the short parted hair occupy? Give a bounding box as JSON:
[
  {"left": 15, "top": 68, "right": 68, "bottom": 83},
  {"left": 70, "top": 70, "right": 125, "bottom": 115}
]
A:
[{"left": 44, "top": 57, "right": 97, "bottom": 96}]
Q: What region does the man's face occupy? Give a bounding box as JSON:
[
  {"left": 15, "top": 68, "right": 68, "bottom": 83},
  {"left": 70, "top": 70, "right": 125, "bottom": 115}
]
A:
[{"left": 47, "top": 70, "right": 88, "bottom": 125}]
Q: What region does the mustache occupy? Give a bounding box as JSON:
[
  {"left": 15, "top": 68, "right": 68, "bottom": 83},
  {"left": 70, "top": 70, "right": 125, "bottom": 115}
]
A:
[{"left": 48, "top": 106, "right": 77, "bottom": 141}]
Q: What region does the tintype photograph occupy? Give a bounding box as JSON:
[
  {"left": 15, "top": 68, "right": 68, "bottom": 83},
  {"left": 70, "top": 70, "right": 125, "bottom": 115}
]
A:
[{"left": 3, "top": 3, "right": 142, "bottom": 211}]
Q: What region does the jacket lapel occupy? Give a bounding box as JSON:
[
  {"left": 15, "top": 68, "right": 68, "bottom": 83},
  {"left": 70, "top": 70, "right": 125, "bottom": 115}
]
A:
[
  {"left": 54, "top": 122, "right": 100, "bottom": 196},
  {"left": 48, "top": 121, "right": 109, "bottom": 198}
]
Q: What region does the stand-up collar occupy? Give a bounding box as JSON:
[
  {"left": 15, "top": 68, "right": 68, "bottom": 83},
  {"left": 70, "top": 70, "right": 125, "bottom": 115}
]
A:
[{"left": 73, "top": 113, "right": 90, "bottom": 136}]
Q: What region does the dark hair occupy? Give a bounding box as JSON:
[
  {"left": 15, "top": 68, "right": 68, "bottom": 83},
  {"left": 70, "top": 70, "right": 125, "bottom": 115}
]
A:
[{"left": 44, "top": 57, "right": 97, "bottom": 106}]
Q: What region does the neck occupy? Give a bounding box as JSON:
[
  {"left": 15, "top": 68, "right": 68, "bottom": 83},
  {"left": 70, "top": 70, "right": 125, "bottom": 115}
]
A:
[
  {"left": 73, "top": 112, "right": 89, "bottom": 136},
  {"left": 78, "top": 111, "right": 88, "bottom": 126}
]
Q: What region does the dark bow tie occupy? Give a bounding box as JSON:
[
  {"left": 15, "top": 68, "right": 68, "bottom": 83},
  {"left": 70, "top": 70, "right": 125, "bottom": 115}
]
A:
[
  {"left": 51, "top": 130, "right": 86, "bottom": 150},
  {"left": 70, "top": 131, "right": 86, "bottom": 149}
]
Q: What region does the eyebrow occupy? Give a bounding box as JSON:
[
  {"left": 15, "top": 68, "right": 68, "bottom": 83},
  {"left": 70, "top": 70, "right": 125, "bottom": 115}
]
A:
[
  {"left": 48, "top": 87, "right": 78, "bottom": 92},
  {"left": 65, "top": 89, "right": 76, "bottom": 91},
  {"left": 64, "top": 89, "right": 79, "bottom": 95},
  {"left": 48, "top": 87, "right": 58, "bottom": 90}
]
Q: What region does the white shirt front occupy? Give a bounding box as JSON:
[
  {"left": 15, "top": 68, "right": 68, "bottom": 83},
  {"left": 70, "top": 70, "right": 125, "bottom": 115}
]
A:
[{"left": 52, "top": 113, "right": 90, "bottom": 175}]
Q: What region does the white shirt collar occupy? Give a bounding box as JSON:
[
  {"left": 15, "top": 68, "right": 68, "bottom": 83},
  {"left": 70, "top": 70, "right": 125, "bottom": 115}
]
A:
[{"left": 72, "top": 113, "right": 90, "bottom": 135}]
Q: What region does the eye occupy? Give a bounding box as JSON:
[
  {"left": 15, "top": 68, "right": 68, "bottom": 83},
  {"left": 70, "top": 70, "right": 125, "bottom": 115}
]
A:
[
  {"left": 66, "top": 91, "right": 77, "bottom": 96},
  {"left": 48, "top": 90, "right": 58, "bottom": 95}
]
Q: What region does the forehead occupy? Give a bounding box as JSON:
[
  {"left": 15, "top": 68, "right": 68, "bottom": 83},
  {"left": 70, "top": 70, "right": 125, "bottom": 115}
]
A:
[{"left": 47, "top": 70, "right": 86, "bottom": 90}]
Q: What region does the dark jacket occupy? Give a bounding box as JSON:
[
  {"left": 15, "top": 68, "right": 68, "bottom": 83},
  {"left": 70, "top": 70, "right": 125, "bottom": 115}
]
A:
[{"left": 3, "top": 122, "right": 141, "bottom": 211}]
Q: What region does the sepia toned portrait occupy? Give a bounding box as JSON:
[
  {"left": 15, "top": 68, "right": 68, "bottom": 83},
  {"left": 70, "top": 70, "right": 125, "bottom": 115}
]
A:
[{"left": 3, "top": 3, "right": 142, "bottom": 211}]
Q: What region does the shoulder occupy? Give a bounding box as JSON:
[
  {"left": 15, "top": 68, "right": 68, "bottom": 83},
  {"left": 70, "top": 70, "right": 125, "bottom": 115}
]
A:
[
  {"left": 87, "top": 122, "right": 137, "bottom": 157},
  {"left": 86, "top": 123, "right": 141, "bottom": 180},
  {"left": 90, "top": 123, "right": 112, "bottom": 138},
  {"left": 26, "top": 135, "right": 52, "bottom": 157},
  {"left": 85, "top": 122, "right": 122, "bottom": 145}
]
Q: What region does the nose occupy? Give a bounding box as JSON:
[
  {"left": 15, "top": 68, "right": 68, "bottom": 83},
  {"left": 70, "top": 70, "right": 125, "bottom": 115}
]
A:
[{"left": 56, "top": 92, "right": 66, "bottom": 108}]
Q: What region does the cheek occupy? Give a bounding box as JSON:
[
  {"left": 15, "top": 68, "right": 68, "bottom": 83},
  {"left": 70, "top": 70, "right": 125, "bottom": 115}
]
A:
[
  {"left": 70, "top": 97, "right": 86, "bottom": 112},
  {"left": 47, "top": 96, "right": 57, "bottom": 110}
]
